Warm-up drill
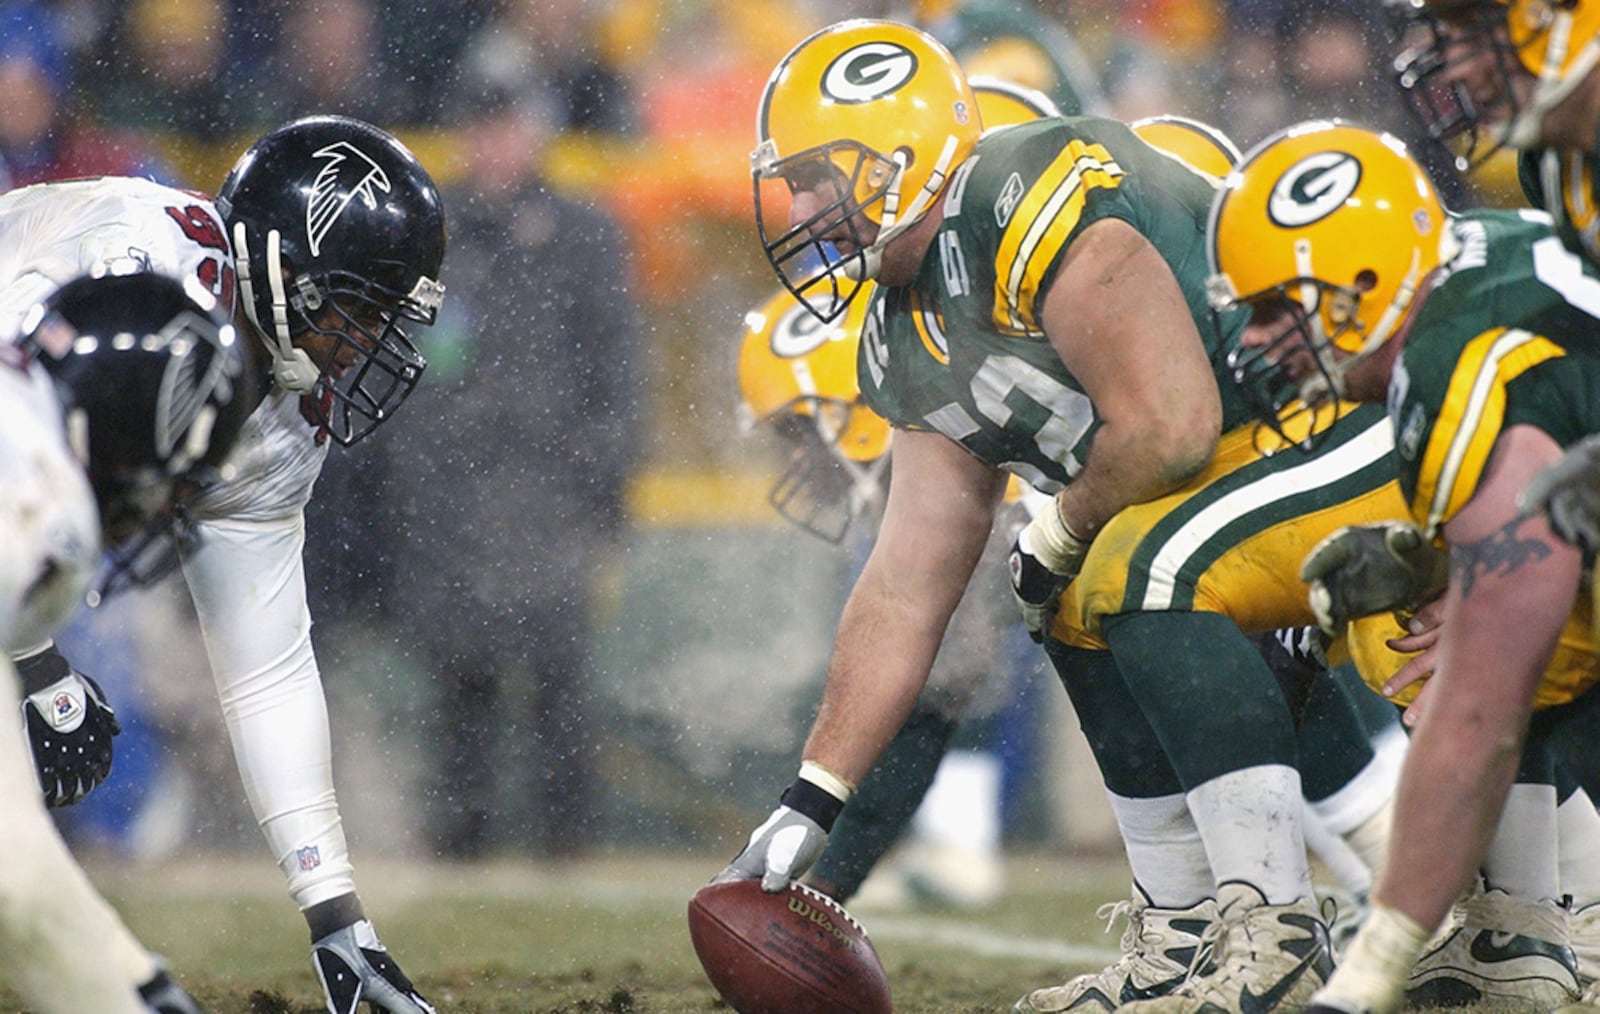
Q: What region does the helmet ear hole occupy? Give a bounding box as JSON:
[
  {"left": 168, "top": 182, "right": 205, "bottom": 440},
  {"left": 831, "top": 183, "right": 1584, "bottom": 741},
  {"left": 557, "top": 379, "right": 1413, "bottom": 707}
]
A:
[
  {"left": 893, "top": 145, "right": 916, "bottom": 169},
  {"left": 1353, "top": 269, "right": 1378, "bottom": 293}
]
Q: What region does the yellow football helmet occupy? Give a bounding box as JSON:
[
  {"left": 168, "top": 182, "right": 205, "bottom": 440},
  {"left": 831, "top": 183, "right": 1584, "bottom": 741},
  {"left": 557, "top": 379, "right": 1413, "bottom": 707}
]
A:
[
  {"left": 752, "top": 19, "right": 981, "bottom": 322},
  {"left": 1207, "top": 120, "right": 1449, "bottom": 447},
  {"left": 737, "top": 286, "right": 891, "bottom": 542},
  {"left": 1390, "top": 0, "right": 1600, "bottom": 161},
  {"left": 969, "top": 76, "right": 1062, "bottom": 129},
  {"left": 1131, "top": 115, "right": 1242, "bottom": 179}
]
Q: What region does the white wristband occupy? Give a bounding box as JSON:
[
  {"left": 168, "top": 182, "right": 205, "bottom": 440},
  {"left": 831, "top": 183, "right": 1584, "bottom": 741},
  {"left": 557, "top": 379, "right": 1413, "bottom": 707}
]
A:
[
  {"left": 798, "top": 760, "right": 855, "bottom": 803},
  {"left": 1029, "top": 499, "right": 1091, "bottom": 575}
]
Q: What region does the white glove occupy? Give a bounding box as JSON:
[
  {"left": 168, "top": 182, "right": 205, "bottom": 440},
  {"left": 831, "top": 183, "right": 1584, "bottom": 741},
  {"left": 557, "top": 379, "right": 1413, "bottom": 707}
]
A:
[
  {"left": 1301, "top": 521, "right": 1449, "bottom": 637},
  {"left": 1520, "top": 432, "right": 1600, "bottom": 553},
  {"left": 1009, "top": 498, "right": 1091, "bottom": 642},
  {"left": 712, "top": 762, "right": 852, "bottom": 892}
]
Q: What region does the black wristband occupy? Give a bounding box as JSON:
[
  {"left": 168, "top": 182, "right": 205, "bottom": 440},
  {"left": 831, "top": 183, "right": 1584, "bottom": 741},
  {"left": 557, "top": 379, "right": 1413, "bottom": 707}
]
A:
[
  {"left": 16, "top": 643, "right": 72, "bottom": 695},
  {"left": 780, "top": 777, "right": 845, "bottom": 833}
]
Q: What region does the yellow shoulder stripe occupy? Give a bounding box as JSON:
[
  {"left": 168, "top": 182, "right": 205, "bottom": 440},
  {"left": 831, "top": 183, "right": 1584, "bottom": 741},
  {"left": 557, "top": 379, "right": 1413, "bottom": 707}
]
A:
[
  {"left": 1414, "top": 328, "right": 1565, "bottom": 533},
  {"left": 992, "top": 140, "right": 1124, "bottom": 335}
]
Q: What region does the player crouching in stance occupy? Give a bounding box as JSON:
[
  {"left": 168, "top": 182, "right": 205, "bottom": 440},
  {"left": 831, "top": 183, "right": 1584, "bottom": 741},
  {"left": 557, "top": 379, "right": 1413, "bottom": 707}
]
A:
[
  {"left": 0, "top": 114, "right": 446, "bottom": 1013},
  {"left": 2, "top": 271, "right": 247, "bottom": 1012},
  {"left": 1208, "top": 119, "right": 1600, "bottom": 1013}
]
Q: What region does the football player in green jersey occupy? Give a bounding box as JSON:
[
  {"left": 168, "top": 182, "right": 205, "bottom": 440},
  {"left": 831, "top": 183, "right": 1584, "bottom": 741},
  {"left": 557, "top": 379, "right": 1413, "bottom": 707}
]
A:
[
  {"left": 716, "top": 18, "right": 1424, "bottom": 1014},
  {"left": 1209, "top": 118, "right": 1600, "bottom": 1014},
  {"left": 1389, "top": 0, "right": 1600, "bottom": 579}
]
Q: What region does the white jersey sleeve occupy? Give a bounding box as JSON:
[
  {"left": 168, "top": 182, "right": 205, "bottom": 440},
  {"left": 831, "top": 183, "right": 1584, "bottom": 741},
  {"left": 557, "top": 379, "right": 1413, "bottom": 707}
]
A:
[
  {"left": 0, "top": 177, "right": 234, "bottom": 343},
  {"left": 181, "top": 388, "right": 345, "bottom": 907},
  {"left": 0, "top": 349, "right": 98, "bottom": 652}
]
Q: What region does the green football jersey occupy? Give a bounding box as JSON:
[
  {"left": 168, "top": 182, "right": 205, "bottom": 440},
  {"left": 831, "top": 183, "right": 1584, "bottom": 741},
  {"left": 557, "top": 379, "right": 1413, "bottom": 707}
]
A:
[
  {"left": 857, "top": 115, "right": 1250, "bottom": 494},
  {"left": 1390, "top": 208, "right": 1600, "bottom": 535},
  {"left": 1518, "top": 146, "right": 1600, "bottom": 270}
]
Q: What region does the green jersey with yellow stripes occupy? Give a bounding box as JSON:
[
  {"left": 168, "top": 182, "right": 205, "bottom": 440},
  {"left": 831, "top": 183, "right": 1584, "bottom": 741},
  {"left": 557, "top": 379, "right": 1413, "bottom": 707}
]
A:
[
  {"left": 1519, "top": 146, "right": 1600, "bottom": 271},
  {"left": 857, "top": 115, "right": 1250, "bottom": 494},
  {"left": 1391, "top": 208, "right": 1600, "bottom": 537}
]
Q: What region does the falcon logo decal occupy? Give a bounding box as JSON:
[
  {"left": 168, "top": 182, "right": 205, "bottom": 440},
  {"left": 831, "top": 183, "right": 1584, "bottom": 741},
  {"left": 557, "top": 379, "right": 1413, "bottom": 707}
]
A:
[
  {"left": 306, "top": 142, "right": 391, "bottom": 257},
  {"left": 1268, "top": 151, "right": 1361, "bottom": 229},
  {"left": 822, "top": 42, "right": 918, "bottom": 104}
]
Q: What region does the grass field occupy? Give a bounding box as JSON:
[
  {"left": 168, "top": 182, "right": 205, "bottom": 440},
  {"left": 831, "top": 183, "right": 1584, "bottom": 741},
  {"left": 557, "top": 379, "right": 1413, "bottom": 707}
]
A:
[{"left": 2, "top": 849, "right": 1540, "bottom": 1013}]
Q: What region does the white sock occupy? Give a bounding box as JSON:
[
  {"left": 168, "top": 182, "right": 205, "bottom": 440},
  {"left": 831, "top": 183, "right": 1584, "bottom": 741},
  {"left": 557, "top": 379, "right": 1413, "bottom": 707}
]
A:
[
  {"left": 1107, "top": 790, "right": 1214, "bottom": 907},
  {"left": 1482, "top": 782, "right": 1561, "bottom": 900},
  {"left": 1188, "top": 764, "right": 1313, "bottom": 903},
  {"left": 1303, "top": 802, "right": 1373, "bottom": 896},
  {"left": 1559, "top": 788, "right": 1600, "bottom": 909}
]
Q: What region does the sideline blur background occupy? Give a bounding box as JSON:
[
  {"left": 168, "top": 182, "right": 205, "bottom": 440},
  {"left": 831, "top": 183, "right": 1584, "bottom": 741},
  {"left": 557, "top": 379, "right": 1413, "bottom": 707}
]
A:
[{"left": 3, "top": 0, "right": 1512, "bottom": 866}]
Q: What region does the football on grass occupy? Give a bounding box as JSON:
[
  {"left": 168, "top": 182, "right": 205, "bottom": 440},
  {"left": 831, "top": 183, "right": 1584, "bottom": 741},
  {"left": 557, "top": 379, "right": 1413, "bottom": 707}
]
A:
[{"left": 687, "top": 879, "right": 892, "bottom": 1014}]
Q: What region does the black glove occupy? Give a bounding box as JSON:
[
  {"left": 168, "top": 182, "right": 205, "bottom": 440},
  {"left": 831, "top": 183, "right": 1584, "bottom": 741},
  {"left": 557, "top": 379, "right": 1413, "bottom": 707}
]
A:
[
  {"left": 1300, "top": 521, "right": 1449, "bottom": 637},
  {"left": 1009, "top": 499, "right": 1091, "bottom": 643},
  {"left": 139, "top": 968, "right": 205, "bottom": 1014},
  {"left": 17, "top": 644, "right": 121, "bottom": 807}
]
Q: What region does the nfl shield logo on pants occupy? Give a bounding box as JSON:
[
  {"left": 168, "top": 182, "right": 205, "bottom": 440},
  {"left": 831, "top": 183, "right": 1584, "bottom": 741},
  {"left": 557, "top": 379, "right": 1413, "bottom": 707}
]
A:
[{"left": 297, "top": 845, "right": 322, "bottom": 871}]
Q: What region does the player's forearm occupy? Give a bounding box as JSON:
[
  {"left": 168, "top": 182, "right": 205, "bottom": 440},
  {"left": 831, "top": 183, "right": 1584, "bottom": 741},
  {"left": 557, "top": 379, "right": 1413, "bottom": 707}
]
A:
[
  {"left": 1372, "top": 705, "right": 1524, "bottom": 933},
  {"left": 802, "top": 580, "right": 946, "bottom": 786},
  {"left": 1056, "top": 419, "right": 1214, "bottom": 536}
]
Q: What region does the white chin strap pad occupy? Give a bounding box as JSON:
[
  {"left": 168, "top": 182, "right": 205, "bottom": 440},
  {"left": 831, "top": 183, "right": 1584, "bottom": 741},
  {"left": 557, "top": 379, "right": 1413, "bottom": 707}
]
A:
[{"left": 234, "top": 222, "right": 320, "bottom": 393}]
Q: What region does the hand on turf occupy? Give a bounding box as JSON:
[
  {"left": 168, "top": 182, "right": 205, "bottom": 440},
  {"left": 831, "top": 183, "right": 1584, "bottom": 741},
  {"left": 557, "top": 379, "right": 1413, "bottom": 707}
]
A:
[
  {"left": 312, "top": 919, "right": 436, "bottom": 1014},
  {"left": 138, "top": 968, "right": 204, "bottom": 1014},
  {"left": 1301, "top": 521, "right": 1448, "bottom": 637},
  {"left": 1520, "top": 432, "right": 1600, "bottom": 553},
  {"left": 19, "top": 652, "right": 120, "bottom": 807}
]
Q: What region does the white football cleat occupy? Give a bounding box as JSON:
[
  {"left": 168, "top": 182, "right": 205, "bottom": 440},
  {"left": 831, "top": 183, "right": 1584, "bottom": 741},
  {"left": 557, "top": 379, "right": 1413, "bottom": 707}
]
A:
[{"left": 1012, "top": 886, "right": 1217, "bottom": 1012}]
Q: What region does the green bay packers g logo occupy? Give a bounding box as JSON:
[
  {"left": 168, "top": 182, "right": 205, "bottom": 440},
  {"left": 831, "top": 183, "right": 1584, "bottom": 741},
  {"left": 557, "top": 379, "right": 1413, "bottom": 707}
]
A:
[
  {"left": 1268, "top": 151, "right": 1362, "bottom": 228},
  {"left": 823, "top": 42, "right": 919, "bottom": 104},
  {"left": 769, "top": 300, "right": 835, "bottom": 358}
]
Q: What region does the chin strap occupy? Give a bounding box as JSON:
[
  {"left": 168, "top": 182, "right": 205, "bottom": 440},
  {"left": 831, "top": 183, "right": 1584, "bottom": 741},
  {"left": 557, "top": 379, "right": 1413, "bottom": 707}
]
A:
[
  {"left": 850, "top": 135, "right": 962, "bottom": 282},
  {"left": 233, "top": 222, "right": 319, "bottom": 392}
]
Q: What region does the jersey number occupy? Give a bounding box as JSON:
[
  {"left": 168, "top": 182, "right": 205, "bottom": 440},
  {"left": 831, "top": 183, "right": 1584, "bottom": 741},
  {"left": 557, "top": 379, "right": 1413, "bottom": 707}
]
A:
[
  {"left": 969, "top": 354, "right": 1094, "bottom": 492},
  {"left": 165, "top": 204, "right": 237, "bottom": 314}
]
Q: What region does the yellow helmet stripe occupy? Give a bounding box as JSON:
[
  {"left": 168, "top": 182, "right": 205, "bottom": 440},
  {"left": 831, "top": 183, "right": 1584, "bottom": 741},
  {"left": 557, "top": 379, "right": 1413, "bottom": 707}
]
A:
[
  {"left": 993, "top": 140, "right": 1125, "bottom": 334},
  {"left": 1414, "top": 327, "right": 1565, "bottom": 534}
]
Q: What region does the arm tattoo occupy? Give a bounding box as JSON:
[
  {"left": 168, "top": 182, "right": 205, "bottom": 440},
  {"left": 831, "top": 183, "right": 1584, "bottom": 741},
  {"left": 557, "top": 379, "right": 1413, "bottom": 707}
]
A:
[{"left": 1450, "top": 518, "right": 1551, "bottom": 599}]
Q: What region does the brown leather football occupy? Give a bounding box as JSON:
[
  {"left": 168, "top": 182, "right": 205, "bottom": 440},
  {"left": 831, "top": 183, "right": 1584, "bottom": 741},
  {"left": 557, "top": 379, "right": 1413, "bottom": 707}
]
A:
[{"left": 688, "top": 879, "right": 892, "bottom": 1014}]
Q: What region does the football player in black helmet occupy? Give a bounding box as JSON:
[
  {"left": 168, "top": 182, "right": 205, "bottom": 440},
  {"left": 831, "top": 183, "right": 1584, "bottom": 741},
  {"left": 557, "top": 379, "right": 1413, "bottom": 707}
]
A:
[
  {"left": 217, "top": 114, "right": 446, "bottom": 447},
  {"left": 23, "top": 271, "right": 251, "bottom": 601},
  {"left": 0, "top": 116, "right": 447, "bottom": 1014},
  {"left": 2, "top": 270, "right": 242, "bottom": 1014}
]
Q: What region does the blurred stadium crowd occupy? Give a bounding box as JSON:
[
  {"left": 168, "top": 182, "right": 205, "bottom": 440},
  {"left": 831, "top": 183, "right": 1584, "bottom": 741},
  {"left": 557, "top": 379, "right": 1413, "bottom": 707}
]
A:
[{"left": 0, "top": 0, "right": 1508, "bottom": 870}]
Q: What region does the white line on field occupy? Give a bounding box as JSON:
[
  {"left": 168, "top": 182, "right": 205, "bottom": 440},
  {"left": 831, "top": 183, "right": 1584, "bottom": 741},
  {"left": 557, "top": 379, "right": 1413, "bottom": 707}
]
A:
[{"left": 864, "top": 915, "right": 1122, "bottom": 965}]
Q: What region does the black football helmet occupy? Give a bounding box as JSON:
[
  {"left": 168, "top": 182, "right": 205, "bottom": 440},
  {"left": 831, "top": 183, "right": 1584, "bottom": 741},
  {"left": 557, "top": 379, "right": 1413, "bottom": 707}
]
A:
[
  {"left": 217, "top": 115, "right": 446, "bottom": 446},
  {"left": 20, "top": 271, "right": 251, "bottom": 599}
]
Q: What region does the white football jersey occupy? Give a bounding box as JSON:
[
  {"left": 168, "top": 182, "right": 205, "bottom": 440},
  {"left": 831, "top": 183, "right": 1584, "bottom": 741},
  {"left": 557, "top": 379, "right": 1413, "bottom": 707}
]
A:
[
  {"left": 189, "top": 387, "right": 330, "bottom": 522},
  {"left": 0, "top": 176, "right": 235, "bottom": 343},
  {"left": 0, "top": 175, "right": 359, "bottom": 912},
  {"left": 0, "top": 348, "right": 98, "bottom": 652}
]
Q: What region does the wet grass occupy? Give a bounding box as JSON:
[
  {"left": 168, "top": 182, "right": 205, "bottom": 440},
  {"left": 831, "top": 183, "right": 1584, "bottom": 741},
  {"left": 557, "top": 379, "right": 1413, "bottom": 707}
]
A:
[{"left": 0, "top": 850, "right": 1544, "bottom": 1013}]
